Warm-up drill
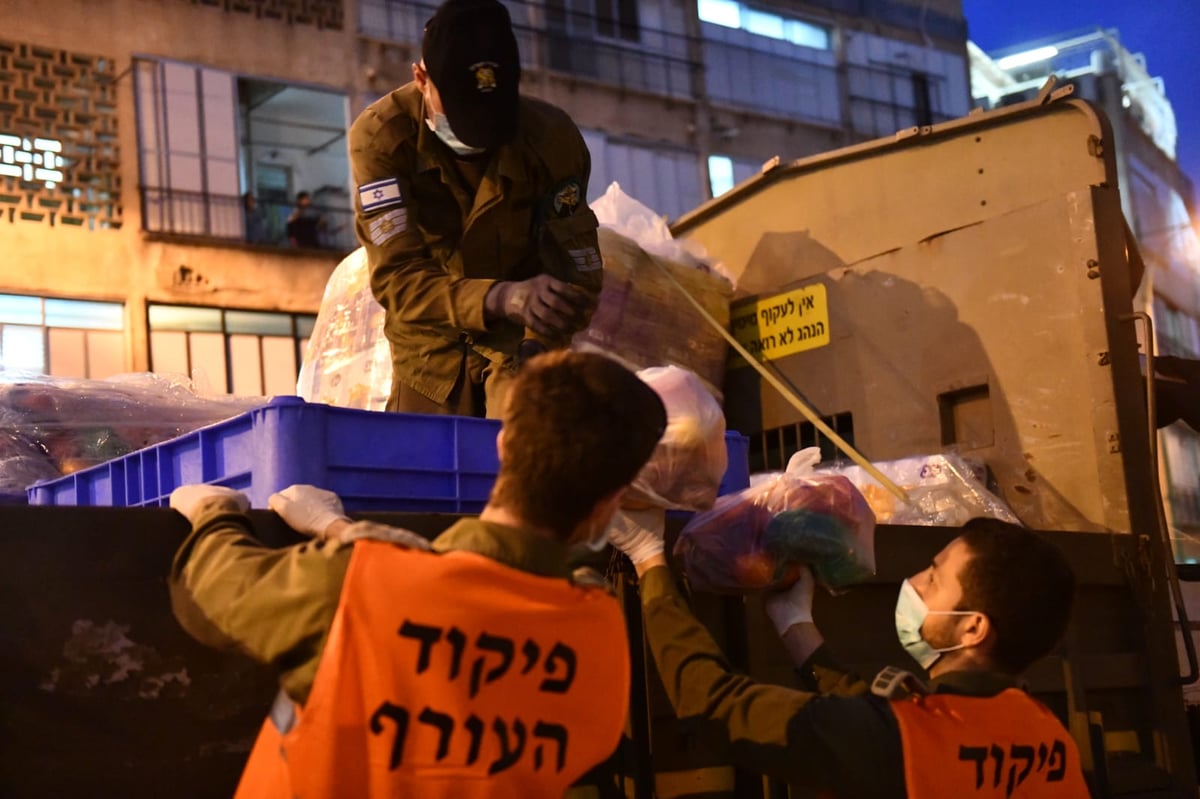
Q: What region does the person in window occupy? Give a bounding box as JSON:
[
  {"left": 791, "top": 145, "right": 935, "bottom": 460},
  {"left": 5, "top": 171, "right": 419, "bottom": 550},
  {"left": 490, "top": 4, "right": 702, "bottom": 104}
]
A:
[
  {"left": 286, "top": 191, "right": 325, "bottom": 248},
  {"left": 243, "top": 192, "right": 270, "bottom": 245},
  {"left": 347, "top": 0, "right": 604, "bottom": 418},
  {"left": 609, "top": 515, "right": 1093, "bottom": 798},
  {"left": 167, "top": 350, "right": 668, "bottom": 799}
]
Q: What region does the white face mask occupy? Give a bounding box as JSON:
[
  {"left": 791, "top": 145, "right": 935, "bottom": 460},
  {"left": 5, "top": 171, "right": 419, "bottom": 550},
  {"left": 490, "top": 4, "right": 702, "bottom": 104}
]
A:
[
  {"left": 426, "top": 112, "right": 486, "bottom": 157},
  {"left": 894, "top": 578, "right": 978, "bottom": 670},
  {"left": 578, "top": 515, "right": 609, "bottom": 552}
]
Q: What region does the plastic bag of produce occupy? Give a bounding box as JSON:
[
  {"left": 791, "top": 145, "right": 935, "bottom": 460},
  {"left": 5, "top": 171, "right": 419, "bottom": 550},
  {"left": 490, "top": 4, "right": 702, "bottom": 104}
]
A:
[
  {"left": 674, "top": 448, "right": 876, "bottom": 593},
  {"left": 627, "top": 366, "right": 727, "bottom": 511},
  {"left": 574, "top": 184, "right": 733, "bottom": 398},
  {"left": 296, "top": 247, "right": 392, "bottom": 411},
  {"left": 0, "top": 372, "right": 263, "bottom": 493}
]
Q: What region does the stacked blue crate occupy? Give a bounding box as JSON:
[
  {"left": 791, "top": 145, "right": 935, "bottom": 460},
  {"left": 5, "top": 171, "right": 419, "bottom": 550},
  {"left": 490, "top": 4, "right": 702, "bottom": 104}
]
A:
[{"left": 29, "top": 397, "right": 750, "bottom": 512}]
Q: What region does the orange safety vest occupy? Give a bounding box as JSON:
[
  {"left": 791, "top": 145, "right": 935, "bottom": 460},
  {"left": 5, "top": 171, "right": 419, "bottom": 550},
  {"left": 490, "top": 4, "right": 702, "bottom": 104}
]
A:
[
  {"left": 235, "top": 541, "right": 631, "bottom": 799},
  {"left": 891, "top": 688, "right": 1090, "bottom": 798}
]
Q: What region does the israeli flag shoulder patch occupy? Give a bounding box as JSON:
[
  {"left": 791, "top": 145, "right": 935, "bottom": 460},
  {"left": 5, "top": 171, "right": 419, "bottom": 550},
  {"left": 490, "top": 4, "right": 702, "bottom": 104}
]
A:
[{"left": 358, "top": 178, "right": 403, "bottom": 212}]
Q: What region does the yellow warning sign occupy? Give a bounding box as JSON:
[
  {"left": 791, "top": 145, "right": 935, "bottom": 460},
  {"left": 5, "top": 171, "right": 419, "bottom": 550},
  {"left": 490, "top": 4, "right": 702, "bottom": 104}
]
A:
[{"left": 730, "top": 284, "right": 830, "bottom": 365}]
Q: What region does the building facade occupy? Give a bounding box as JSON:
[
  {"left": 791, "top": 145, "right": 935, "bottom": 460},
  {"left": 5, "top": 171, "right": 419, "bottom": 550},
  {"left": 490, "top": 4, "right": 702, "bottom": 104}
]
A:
[
  {"left": 0, "top": 0, "right": 970, "bottom": 392},
  {"left": 971, "top": 30, "right": 1200, "bottom": 564}
]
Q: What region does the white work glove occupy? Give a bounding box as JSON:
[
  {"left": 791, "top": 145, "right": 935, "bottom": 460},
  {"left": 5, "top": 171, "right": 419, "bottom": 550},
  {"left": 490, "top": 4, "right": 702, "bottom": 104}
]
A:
[
  {"left": 607, "top": 507, "right": 666, "bottom": 565},
  {"left": 169, "top": 484, "right": 250, "bottom": 524},
  {"left": 764, "top": 566, "right": 816, "bottom": 634},
  {"left": 268, "top": 484, "right": 350, "bottom": 538}
]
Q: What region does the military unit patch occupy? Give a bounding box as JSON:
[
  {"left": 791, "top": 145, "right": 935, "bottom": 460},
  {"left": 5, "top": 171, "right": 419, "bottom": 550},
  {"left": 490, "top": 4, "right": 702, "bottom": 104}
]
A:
[
  {"left": 368, "top": 208, "right": 409, "bottom": 246},
  {"left": 470, "top": 61, "right": 499, "bottom": 93},
  {"left": 552, "top": 179, "right": 582, "bottom": 217},
  {"left": 358, "top": 178, "right": 403, "bottom": 212}
]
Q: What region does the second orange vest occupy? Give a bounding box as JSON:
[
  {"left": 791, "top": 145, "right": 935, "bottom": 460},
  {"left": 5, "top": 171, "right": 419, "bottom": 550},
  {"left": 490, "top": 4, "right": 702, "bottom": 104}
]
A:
[{"left": 891, "top": 688, "right": 1090, "bottom": 798}]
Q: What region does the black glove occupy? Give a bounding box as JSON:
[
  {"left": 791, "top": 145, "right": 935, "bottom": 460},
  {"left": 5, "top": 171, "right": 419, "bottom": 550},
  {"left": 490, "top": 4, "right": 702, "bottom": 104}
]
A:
[{"left": 485, "top": 274, "right": 590, "bottom": 338}]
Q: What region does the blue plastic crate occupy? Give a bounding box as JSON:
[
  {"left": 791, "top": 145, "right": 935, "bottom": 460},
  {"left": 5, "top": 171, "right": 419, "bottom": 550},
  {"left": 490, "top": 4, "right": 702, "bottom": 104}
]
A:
[
  {"left": 720, "top": 432, "right": 750, "bottom": 495},
  {"left": 27, "top": 397, "right": 502, "bottom": 513},
  {"left": 27, "top": 396, "right": 751, "bottom": 513}
]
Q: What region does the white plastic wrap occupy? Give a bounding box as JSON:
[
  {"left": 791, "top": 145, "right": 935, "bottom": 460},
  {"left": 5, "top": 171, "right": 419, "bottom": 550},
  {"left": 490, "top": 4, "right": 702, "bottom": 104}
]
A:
[
  {"left": 0, "top": 372, "right": 264, "bottom": 496},
  {"left": 296, "top": 247, "right": 392, "bottom": 411},
  {"left": 627, "top": 366, "right": 727, "bottom": 511},
  {"left": 815, "top": 452, "right": 1022, "bottom": 527},
  {"left": 589, "top": 182, "right": 728, "bottom": 277}
]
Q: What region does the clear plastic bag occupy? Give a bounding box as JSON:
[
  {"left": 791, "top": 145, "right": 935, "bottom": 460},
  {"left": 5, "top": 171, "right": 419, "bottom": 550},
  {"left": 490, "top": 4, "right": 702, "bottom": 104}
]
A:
[
  {"left": 674, "top": 448, "right": 877, "bottom": 594},
  {"left": 0, "top": 372, "right": 263, "bottom": 494},
  {"left": 296, "top": 247, "right": 393, "bottom": 411},
  {"left": 627, "top": 366, "right": 727, "bottom": 511},
  {"left": 815, "top": 453, "right": 1021, "bottom": 526},
  {"left": 590, "top": 182, "right": 731, "bottom": 274}
]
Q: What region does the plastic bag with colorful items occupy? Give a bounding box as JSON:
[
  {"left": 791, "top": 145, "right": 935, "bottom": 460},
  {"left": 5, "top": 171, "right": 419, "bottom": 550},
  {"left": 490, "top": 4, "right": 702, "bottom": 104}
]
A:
[
  {"left": 674, "top": 448, "right": 876, "bottom": 594},
  {"left": 815, "top": 453, "right": 1020, "bottom": 526},
  {"left": 574, "top": 183, "right": 733, "bottom": 398},
  {"left": 627, "top": 365, "right": 727, "bottom": 512},
  {"left": 296, "top": 247, "right": 393, "bottom": 411},
  {"left": 0, "top": 372, "right": 264, "bottom": 498}
]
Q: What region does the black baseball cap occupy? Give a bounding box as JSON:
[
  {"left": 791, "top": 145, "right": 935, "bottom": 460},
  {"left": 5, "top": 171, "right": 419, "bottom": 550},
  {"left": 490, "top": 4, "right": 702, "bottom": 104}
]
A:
[{"left": 422, "top": 0, "right": 521, "bottom": 150}]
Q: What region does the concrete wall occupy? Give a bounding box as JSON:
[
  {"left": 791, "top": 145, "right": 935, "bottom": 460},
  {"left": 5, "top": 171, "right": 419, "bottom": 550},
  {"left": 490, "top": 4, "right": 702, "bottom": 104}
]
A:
[{"left": 2, "top": 0, "right": 356, "bottom": 372}]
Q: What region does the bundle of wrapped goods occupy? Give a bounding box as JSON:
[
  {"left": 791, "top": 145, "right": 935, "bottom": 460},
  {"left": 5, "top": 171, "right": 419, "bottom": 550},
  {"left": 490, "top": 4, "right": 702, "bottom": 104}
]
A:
[
  {"left": 0, "top": 373, "right": 264, "bottom": 497},
  {"left": 627, "top": 366, "right": 727, "bottom": 512},
  {"left": 572, "top": 227, "right": 733, "bottom": 398},
  {"left": 675, "top": 449, "right": 876, "bottom": 594},
  {"left": 815, "top": 452, "right": 1021, "bottom": 526},
  {"left": 296, "top": 248, "right": 392, "bottom": 411}
]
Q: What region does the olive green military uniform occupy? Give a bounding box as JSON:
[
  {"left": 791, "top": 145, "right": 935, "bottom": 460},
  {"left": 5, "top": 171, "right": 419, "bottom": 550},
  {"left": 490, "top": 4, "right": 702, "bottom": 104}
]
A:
[
  {"left": 638, "top": 565, "right": 1038, "bottom": 797},
  {"left": 348, "top": 83, "right": 603, "bottom": 413}
]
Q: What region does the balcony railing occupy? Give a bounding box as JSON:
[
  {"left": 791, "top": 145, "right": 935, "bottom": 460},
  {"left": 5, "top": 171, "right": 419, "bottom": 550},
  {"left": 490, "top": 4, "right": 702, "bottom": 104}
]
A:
[
  {"left": 359, "top": 0, "right": 964, "bottom": 135},
  {"left": 140, "top": 187, "right": 357, "bottom": 253},
  {"left": 359, "top": 0, "right": 700, "bottom": 99}
]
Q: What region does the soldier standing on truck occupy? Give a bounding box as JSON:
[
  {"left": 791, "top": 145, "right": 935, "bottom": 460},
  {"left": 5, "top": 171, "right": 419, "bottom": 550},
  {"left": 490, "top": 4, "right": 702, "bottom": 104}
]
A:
[
  {"left": 348, "top": 0, "right": 604, "bottom": 418},
  {"left": 610, "top": 514, "right": 1092, "bottom": 797},
  {"left": 166, "top": 351, "right": 667, "bottom": 798}
]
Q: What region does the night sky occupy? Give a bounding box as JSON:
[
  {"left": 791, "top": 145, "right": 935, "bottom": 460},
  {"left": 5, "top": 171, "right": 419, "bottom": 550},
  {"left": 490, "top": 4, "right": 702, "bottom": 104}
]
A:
[{"left": 963, "top": 0, "right": 1200, "bottom": 204}]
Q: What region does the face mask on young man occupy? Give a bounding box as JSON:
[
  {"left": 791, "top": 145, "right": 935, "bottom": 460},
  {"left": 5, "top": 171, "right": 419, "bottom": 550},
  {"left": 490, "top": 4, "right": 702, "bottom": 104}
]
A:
[
  {"left": 894, "top": 578, "right": 980, "bottom": 670},
  {"left": 425, "top": 112, "right": 487, "bottom": 157}
]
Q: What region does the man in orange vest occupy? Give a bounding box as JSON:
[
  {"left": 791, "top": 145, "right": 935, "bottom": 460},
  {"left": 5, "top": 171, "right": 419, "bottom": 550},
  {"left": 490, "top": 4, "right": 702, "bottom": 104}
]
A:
[
  {"left": 168, "top": 350, "right": 667, "bottom": 798},
  {"left": 609, "top": 514, "right": 1092, "bottom": 797}
]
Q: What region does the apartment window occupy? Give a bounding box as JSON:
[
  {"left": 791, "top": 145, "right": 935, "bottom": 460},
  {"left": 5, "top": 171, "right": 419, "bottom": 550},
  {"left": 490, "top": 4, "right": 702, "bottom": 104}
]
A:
[
  {"left": 912, "top": 72, "right": 933, "bottom": 127},
  {"left": 134, "top": 59, "right": 353, "bottom": 251},
  {"left": 148, "top": 304, "right": 316, "bottom": 396},
  {"left": 0, "top": 295, "right": 125, "bottom": 378},
  {"left": 707, "top": 154, "right": 762, "bottom": 199},
  {"left": 697, "top": 0, "right": 831, "bottom": 49},
  {"left": 593, "top": 0, "right": 640, "bottom": 41},
  {"left": 547, "top": 0, "right": 640, "bottom": 42},
  {"left": 708, "top": 155, "right": 735, "bottom": 198}
]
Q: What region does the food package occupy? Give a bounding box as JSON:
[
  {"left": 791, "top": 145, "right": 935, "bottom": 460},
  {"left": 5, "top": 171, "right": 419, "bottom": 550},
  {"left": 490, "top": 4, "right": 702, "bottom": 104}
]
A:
[
  {"left": 815, "top": 453, "right": 1021, "bottom": 526},
  {"left": 296, "top": 247, "right": 392, "bottom": 411},
  {"left": 627, "top": 366, "right": 727, "bottom": 511},
  {"left": 575, "top": 184, "right": 733, "bottom": 398},
  {"left": 675, "top": 448, "right": 876, "bottom": 594},
  {"left": 0, "top": 372, "right": 264, "bottom": 496}
]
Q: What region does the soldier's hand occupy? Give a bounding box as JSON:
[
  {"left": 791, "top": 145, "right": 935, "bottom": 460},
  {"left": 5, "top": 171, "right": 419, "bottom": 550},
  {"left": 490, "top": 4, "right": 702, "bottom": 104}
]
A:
[
  {"left": 268, "top": 484, "right": 350, "bottom": 539},
  {"left": 486, "top": 275, "right": 590, "bottom": 337},
  {"left": 764, "top": 567, "right": 816, "bottom": 634},
  {"left": 169, "top": 484, "right": 250, "bottom": 524}
]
